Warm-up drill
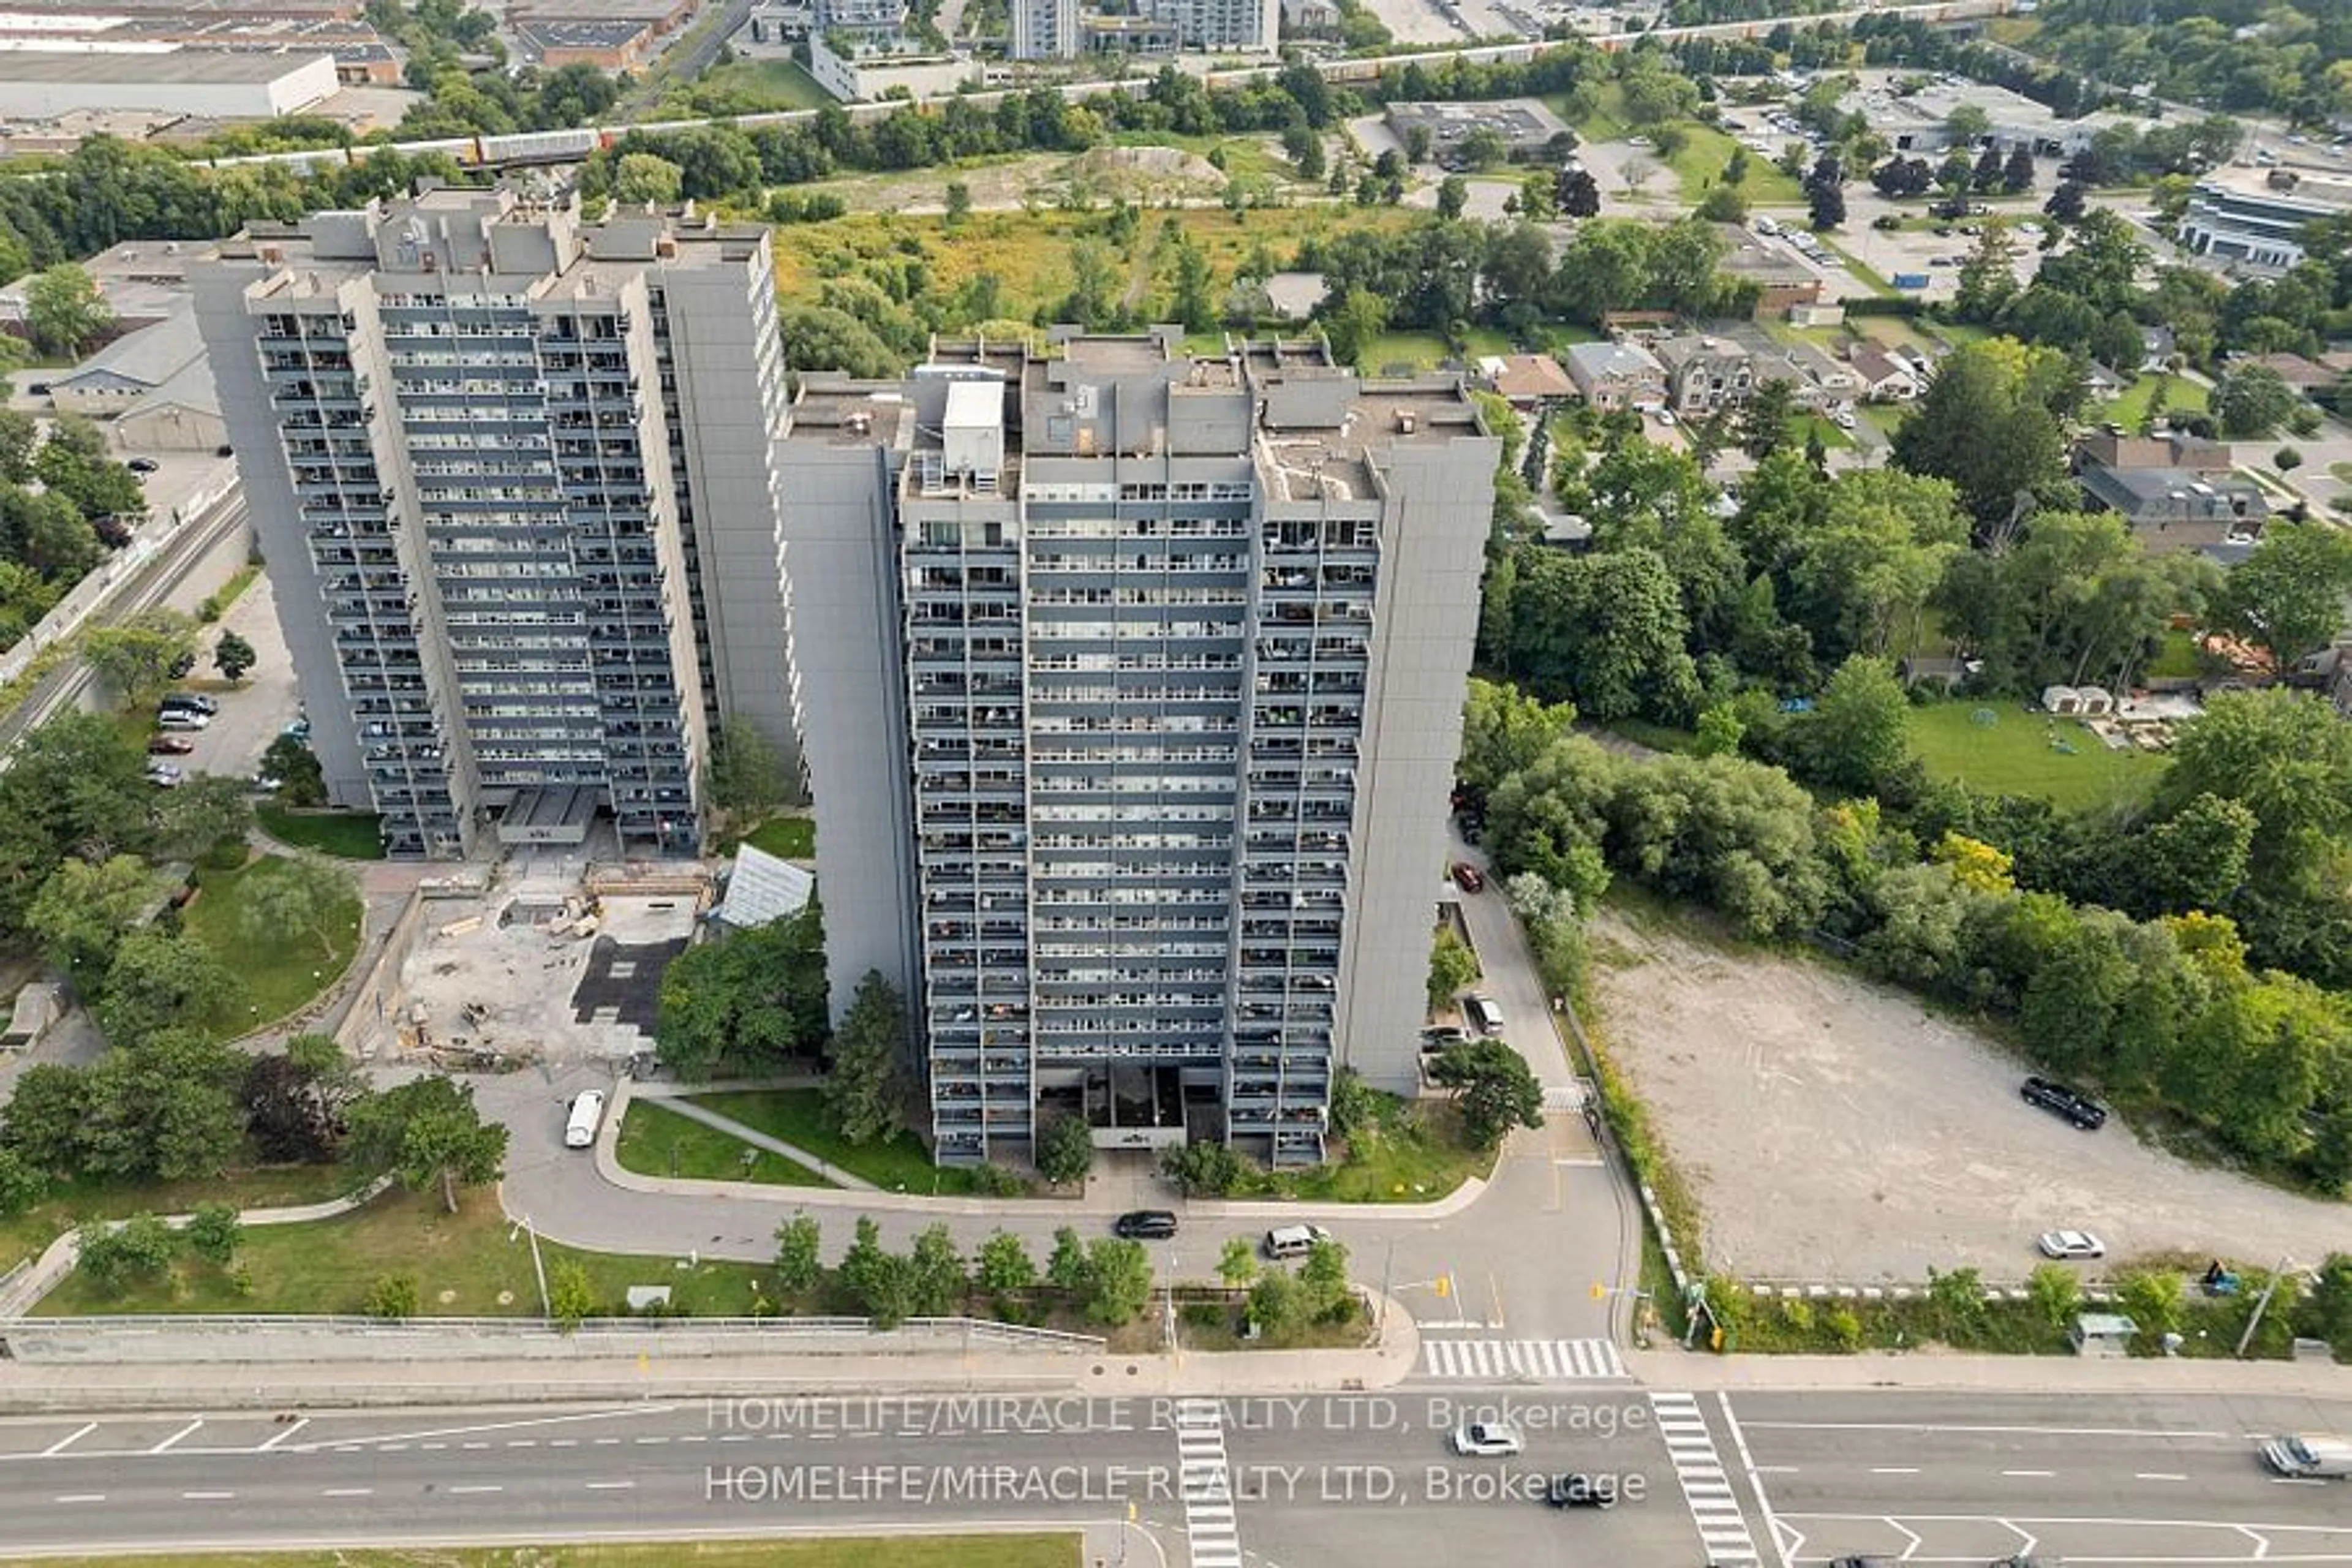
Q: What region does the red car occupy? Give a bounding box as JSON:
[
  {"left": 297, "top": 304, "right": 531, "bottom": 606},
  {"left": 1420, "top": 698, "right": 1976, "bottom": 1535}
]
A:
[
  {"left": 1450, "top": 862, "right": 1485, "bottom": 894},
  {"left": 148, "top": 734, "right": 197, "bottom": 755}
]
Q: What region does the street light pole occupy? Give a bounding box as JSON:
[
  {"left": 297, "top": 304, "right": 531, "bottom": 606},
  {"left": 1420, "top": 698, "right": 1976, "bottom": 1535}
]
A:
[
  {"left": 1378, "top": 1238, "right": 1395, "bottom": 1335},
  {"left": 2236, "top": 1254, "right": 2297, "bottom": 1360}
]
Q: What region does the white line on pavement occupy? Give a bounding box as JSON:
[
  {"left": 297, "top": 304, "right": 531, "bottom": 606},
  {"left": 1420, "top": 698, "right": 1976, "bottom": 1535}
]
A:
[
  {"left": 181, "top": 1490, "right": 235, "bottom": 1500},
  {"left": 448, "top": 1485, "right": 504, "bottom": 1495},
  {"left": 1739, "top": 1420, "right": 2231, "bottom": 1441},
  {"left": 258, "top": 1419, "right": 311, "bottom": 1452},
  {"left": 151, "top": 1421, "right": 205, "bottom": 1454},
  {"left": 321, "top": 1487, "right": 374, "bottom": 1498},
  {"left": 1871, "top": 1467, "right": 1920, "bottom": 1475},
  {"left": 40, "top": 1423, "right": 97, "bottom": 1458},
  {"left": 52, "top": 1493, "right": 105, "bottom": 1504},
  {"left": 293, "top": 1404, "right": 676, "bottom": 1453},
  {"left": 1719, "top": 1392, "right": 1792, "bottom": 1568},
  {"left": 586, "top": 1480, "right": 636, "bottom": 1491},
  {"left": 2001, "top": 1470, "right": 2055, "bottom": 1478},
  {"left": 2136, "top": 1473, "right": 2188, "bottom": 1482}
]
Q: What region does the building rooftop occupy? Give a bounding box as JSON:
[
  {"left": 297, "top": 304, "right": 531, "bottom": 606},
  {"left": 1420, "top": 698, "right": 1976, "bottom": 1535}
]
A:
[
  {"left": 788, "top": 375, "right": 910, "bottom": 447},
  {"left": 55, "top": 306, "right": 203, "bottom": 389},
  {"left": 2196, "top": 163, "right": 2352, "bottom": 208},
  {"left": 1565, "top": 339, "right": 1665, "bottom": 380},
  {"left": 1383, "top": 97, "right": 1570, "bottom": 149},
  {"left": 513, "top": 17, "right": 655, "bottom": 46},
  {"left": 0, "top": 45, "right": 329, "bottom": 81}
]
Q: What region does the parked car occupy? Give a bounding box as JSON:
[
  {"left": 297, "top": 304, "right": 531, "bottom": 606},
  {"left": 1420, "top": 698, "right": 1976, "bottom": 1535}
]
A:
[
  {"left": 1545, "top": 1474, "right": 1619, "bottom": 1508},
  {"left": 1112, "top": 1210, "right": 1178, "bottom": 1240},
  {"left": 144, "top": 763, "right": 185, "bottom": 788},
  {"left": 126, "top": 458, "right": 159, "bottom": 474},
  {"left": 252, "top": 773, "right": 283, "bottom": 793},
  {"left": 1420, "top": 1025, "right": 1469, "bottom": 1050},
  {"left": 2037, "top": 1229, "right": 2106, "bottom": 1261},
  {"left": 1262, "top": 1223, "right": 1332, "bottom": 1261},
  {"left": 2021, "top": 1076, "right": 2107, "bottom": 1130},
  {"left": 1450, "top": 862, "right": 1485, "bottom": 894},
  {"left": 160, "top": 692, "right": 219, "bottom": 715},
  {"left": 1451, "top": 1422, "right": 1525, "bottom": 1458},
  {"left": 147, "top": 734, "right": 196, "bottom": 756},
  {"left": 156, "top": 709, "right": 211, "bottom": 731}
]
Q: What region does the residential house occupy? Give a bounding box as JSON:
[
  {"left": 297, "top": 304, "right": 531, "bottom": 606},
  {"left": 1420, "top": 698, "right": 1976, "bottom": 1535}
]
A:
[
  {"left": 1782, "top": 341, "right": 1863, "bottom": 403},
  {"left": 1653, "top": 334, "right": 1754, "bottom": 414},
  {"left": 2071, "top": 430, "right": 2269, "bottom": 559},
  {"left": 1480, "top": 352, "right": 1575, "bottom": 409},
  {"left": 1563, "top": 339, "right": 1667, "bottom": 411},
  {"left": 2139, "top": 325, "right": 2177, "bottom": 373},
  {"left": 2288, "top": 638, "right": 2352, "bottom": 719},
  {"left": 2246, "top": 351, "right": 2338, "bottom": 397},
  {"left": 1848, "top": 342, "right": 1920, "bottom": 402}
]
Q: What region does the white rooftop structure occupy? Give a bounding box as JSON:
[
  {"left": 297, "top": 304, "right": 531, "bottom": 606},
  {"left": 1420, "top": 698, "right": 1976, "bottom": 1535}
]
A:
[{"left": 713, "top": 843, "right": 815, "bottom": 931}]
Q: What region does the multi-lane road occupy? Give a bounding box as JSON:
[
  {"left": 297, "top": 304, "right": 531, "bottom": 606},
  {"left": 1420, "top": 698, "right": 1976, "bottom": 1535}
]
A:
[{"left": 2, "top": 1387, "right": 2347, "bottom": 1564}]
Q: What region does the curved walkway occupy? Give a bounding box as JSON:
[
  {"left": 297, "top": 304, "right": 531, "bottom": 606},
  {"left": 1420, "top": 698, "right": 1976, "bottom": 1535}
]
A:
[
  {"left": 636, "top": 1091, "right": 880, "bottom": 1192},
  {"left": 0, "top": 1175, "right": 393, "bottom": 1319}
]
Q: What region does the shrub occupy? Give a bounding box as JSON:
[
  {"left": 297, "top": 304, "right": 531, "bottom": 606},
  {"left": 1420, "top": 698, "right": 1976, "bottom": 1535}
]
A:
[
  {"left": 365, "top": 1272, "right": 421, "bottom": 1321},
  {"left": 185, "top": 1201, "right": 241, "bottom": 1265},
  {"left": 966, "top": 1161, "right": 1028, "bottom": 1197},
  {"left": 1035, "top": 1114, "right": 1095, "bottom": 1186}
]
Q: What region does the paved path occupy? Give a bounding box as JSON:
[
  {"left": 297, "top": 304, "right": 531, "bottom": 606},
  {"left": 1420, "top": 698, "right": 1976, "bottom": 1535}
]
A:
[{"left": 639, "top": 1093, "right": 881, "bottom": 1192}]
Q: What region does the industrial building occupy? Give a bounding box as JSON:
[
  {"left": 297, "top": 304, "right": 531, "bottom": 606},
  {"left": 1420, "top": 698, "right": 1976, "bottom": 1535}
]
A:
[
  {"left": 1383, "top": 99, "right": 1575, "bottom": 165},
  {"left": 190, "top": 185, "right": 797, "bottom": 859},
  {"left": 2179, "top": 165, "right": 2352, "bottom": 276},
  {"left": 0, "top": 48, "right": 338, "bottom": 119},
  {"left": 778, "top": 330, "right": 1498, "bottom": 1167}
]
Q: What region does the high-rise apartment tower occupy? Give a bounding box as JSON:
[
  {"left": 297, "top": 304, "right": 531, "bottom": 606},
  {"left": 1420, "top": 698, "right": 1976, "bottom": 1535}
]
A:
[
  {"left": 191, "top": 186, "right": 794, "bottom": 858},
  {"left": 782, "top": 330, "right": 1497, "bottom": 1167}
]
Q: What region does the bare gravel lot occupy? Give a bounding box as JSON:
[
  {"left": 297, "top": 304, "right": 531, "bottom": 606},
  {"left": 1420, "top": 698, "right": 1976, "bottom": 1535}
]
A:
[{"left": 1592, "top": 908, "right": 2350, "bottom": 1283}]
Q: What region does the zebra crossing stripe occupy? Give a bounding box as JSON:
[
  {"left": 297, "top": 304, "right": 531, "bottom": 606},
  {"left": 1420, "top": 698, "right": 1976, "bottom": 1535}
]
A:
[
  {"left": 1648, "top": 1392, "right": 1760, "bottom": 1565},
  {"left": 1170, "top": 1398, "right": 1245, "bottom": 1568},
  {"left": 1415, "top": 1337, "right": 1629, "bottom": 1382}
]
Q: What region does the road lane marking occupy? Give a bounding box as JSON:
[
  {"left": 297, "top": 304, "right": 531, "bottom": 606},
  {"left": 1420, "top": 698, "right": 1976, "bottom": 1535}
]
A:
[
  {"left": 293, "top": 1404, "right": 675, "bottom": 1452},
  {"left": 1172, "top": 1395, "right": 1245, "bottom": 1568},
  {"left": 1650, "top": 1392, "right": 1761, "bottom": 1566},
  {"left": 151, "top": 1421, "right": 205, "bottom": 1454},
  {"left": 321, "top": 1487, "right": 374, "bottom": 1498},
  {"left": 181, "top": 1490, "right": 236, "bottom": 1500},
  {"left": 1417, "top": 1337, "right": 1628, "bottom": 1381},
  {"left": 257, "top": 1419, "right": 311, "bottom": 1452},
  {"left": 586, "top": 1480, "right": 636, "bottom": 1491},
  {"left": 52, "top": 1493, "right": 105, "bottom": 1503},
  {"left": 1740, "top": 1420, "right": 2230, "bottom": 1440},
  {"left": 1719, "top": 1392, "right": 1793, "bottom": 1568},
  {"left": 40, "top": 1423, "right": 97, "bottom": 1457},
  {"left": 1871, "top": 1466, "right": 1920, "bottom": 1475},
  {"left": 2136, "top": 1473, "right": 2188, "bottom": 1481},
  {"left": 2001, "top": 1469, "right": 2055, "bottom": 1478},
  {"left": 448, "top": 1485, "right": 504, "bottom": 1495}
]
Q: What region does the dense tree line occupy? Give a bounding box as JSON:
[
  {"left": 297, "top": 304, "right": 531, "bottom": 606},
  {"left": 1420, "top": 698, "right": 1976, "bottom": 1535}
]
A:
[{"left": 2024, "top": 0, "right": 2352, "bottom": 125}]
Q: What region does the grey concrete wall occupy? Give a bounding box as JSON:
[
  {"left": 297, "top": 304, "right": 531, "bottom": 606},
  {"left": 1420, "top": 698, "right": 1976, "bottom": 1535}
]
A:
[
  {"left": 774, "top": 437, "right": 919, "bottom": 1022},
  {"left": 664, "top": 247, "right": 801, "bottom": 784},
  {"left": 1335, "top": 433, "right": 1499, "bottom": 1093}
]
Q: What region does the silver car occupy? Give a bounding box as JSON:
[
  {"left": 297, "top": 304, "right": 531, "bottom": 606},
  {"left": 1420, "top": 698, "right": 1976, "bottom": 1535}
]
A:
[
  {"left": 2037, "top": 1230, "right": 2105, "bottom": 1261},
  {"left": 1450, "top": 1422, "right": 1525, "bottom": 1458}
]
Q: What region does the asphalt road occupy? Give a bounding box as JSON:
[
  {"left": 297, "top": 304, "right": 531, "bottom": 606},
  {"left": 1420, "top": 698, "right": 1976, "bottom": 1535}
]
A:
[{"left": 2, "top": 1389, "right": 2346, "bottom": 1564}]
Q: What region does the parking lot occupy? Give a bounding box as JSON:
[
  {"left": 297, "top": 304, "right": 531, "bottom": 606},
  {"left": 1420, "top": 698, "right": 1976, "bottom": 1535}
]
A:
[{"left": 1591, "top": 910, "right": 2351, "bottom": 1283}]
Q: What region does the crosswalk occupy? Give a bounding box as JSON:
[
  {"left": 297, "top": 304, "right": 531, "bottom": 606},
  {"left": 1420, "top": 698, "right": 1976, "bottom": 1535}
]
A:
[
  {"left": 1415, "top": 1336, "right": 1628, "bottom": 1382},
  {"left": 1170, "top": 1396, "right": 1242, "bottom": 1568},
  {"left": 1649, "top": 1390, "right": 1761, "bottom": 1566}
]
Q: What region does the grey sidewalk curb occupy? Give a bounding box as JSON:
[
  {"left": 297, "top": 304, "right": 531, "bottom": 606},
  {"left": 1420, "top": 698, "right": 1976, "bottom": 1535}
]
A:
[
  {"left": 1622, "top": 1346, "right": 2351, "bottom": 1396},
  {"left": 593, "top": 1078, "right": 1498, "bottom": 1222}
]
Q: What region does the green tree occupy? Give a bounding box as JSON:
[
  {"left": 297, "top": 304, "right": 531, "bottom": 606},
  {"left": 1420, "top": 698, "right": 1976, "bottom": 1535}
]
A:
[
  {"left": 908, "top": 1222, "right": 966, "bottom": 1316},
  {"left": 1299, "top": 1237, "right": 1352, "bottom": 1321},
  {"left": 151, "top": 773, "right": 255, "bottom": 862},
  {"left": 976, "top": 1229, "right": 1038, "bottom": 1295},
  {"left": 239, "top": 853, "right": 359, "bottom": 962},
  {"left": 76, "top": 1213, "right": 174, "bottom": 1292},
  {"left": 2116, "top": 1267, "right": 2184, "bottom": 1354},
  {"left": 1740, "top": 376, "right": 1798, "bottom": 458},
  {"left": 1046, "top": 1226, "right": 1088, "bottom": 1292},
  {"left": 1801, "top": 655, "right": 1915, "bottom": 794},
  {"left": 0, "top": 1144, "right": 48, "bottom": 1218},
  {"left": 99, "top": 930, "right": 244, "bottom": 1046},
  {"left": 1080, "top": 1237, "right": 1155, "bottom": 1326},
  {"left": 704, "top": 724, "right": 788, "bottom": 824},
  {"left": 1427, "top": 925, "right": 1479, "bottom": 1012},
  {"left": 1436, "top": 176, "right": 1468, "bottom": 222},
  {"left": 1160, "top": 1137, "right": 1248, "bottom": 1196},
  {"left": 186, "top": 1200, "right": 242, "bottom": 1265},
  {"left": 2294, "top": 1254, "right": 2352, "bottom": 1359},
  {"left": 1427, "top": 1039, "right": 1544, "bottom": 1148},
  {"left": 1953, "top": 221, "right": 2021, "bottom": 322},
  {"left": 0, "top": 407, "right": 40, "bottom": 482},
  {"left": 344, "top": 1074, "right": 510, "bottom": 1213},
  {"left": 201, "top": 631, "right": 254, "bottom": 687},
  {"left": 1317, "top": 287, "right": 1389, "bottom": 369},
  {"left": 1249, "top": 1268, "right": 1306, "bottom": 1337},
  {"left": 25, "top": 852, "right": 154, "bottom": 986},
  {"left": 839, "top": 1216, "right": 915, "bottom": 1328},
  {"left": 774, "top": 1213, "right": 823, "bottom": 1293},
  {"left": 2214, "top": 521, "right": 2352, "bottom": 674},
  {"left": 1458, "top": 126, "right": 1509, "bottom": 170},
  {"left": 365, "top": 1270, "right": 421, "bottom": 1321},
  {"left": 260, "top": 734, "right": 327, "bottom": 807},
  {"left": 1217, "top": 1236, "right": 1260, "bottom": 1290},
  {"left": 824, "top": 969, "right": 908, "bottom": 1147},
  {"left": 943, "top": 180, "right": 972, "bottom": 227},
  {"left": 0, "top": 1064, "right": 89, "bottom": 1175},
  {"left": 549, "top": 1261, "right": 597, "bottom": 1330},
  {"left": 2212, "top": 363, "right": 2299, "bottom": 439},
  {"left": 654, "top": 906, "right": 830, "bottom": 1082},
  {"left": 2027, "top": 1261, "right": 2084, "bottom": 1332},
  {"left": 1501, "top": 546, "right": 1699, "bottom": 722},
  {"left": 81, "top": 609, "right": 199, "bottom": 709},
  {"left": 1167, "top": 236, "right": 1215, "bottom": 336},
  {"left": 1926, "top": 1264, "right": 1988, "bottom": 1341},
  {"left": 611, "top": 152, "right": 684, "bottom": 206},
  {"left": 1035, "top": 1112, "right": 1095, "bottom": 1186},
  {"left": 1891, "top": 340, "right": 2073, "bottom": 530},
  {"left": 24, "top": 262, "right": 113, "bottom": 357}
]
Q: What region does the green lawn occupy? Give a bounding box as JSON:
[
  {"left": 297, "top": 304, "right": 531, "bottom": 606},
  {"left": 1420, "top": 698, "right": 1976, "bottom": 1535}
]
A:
[
  {"left": 1793, "top": 412, "right": 1852, "bottom": 450},
  {"left": 1659, "top": 122, "right": 1804, "bottom": 206},
  {"left": 0, "top": 1163, "right": 365, "bottom": 1275},
  {"left": 2146, "top": 626, "right": 2211, "bottom": 680},
  {"left": 1264, "top": 1096, "right": 1493, "bottom": 1203},
  {"left": 688, "top": 56, "right": 834, "bottom": 111},
  {"left": 2095, "top": 371, "right": 2209, "bottom": 432},
  {"left": 1860, "top": 402, "right": 1907, "bottom": 437},
  {"left": 257, "top": 801, "right": 386, "bottom": 859},
  {"left": 1904, "top": 699, "right": 2165, "bottom": 810},
  {"left": 179, "top": 851, "right": 365, "bottom": 1035},
  {"left": 1358, "top": 326, "right": 1510, "bottom": 373},
  {"left": 615, "top": 1098, "right": 834, "bottom": 1188},
  {"left": 691, "top": 1088, "right": 992, "bottom": 1196},
  {"left": 1604, "top": 717, "right": 1699, "bottom": 754},
  {"left": 741, "top": 814, "right": 816, "bottom": 859},
  {"left": 33, "top": 1186, "right": 779, "bottom": 1317},
  {"left": 40, "top": 1539, "right": 1080, "bottom": 1568}
]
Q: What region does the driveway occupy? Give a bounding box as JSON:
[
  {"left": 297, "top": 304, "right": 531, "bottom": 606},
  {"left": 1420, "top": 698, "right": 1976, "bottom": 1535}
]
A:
[{"left": 1591, "top": 908, "right": 2351, "bottom": 1283}]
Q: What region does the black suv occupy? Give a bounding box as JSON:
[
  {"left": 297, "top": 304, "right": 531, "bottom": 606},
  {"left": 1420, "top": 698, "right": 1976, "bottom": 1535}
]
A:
[
  {"left": 1545, "top": 1474, "right": 1618, "bottom": 1509},
  {"left": 2022, "top": 1076, "right": 2107, "bottom": 1131},
  {"left": 1112, "top": 1210, "right": 1177, "bottom": 1240}
]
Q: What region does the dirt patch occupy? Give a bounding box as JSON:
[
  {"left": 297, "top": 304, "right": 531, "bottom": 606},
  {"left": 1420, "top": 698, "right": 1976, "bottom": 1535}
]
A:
[{"left": 1592, "top": 908, "right": 2348, "bottom": 1283}]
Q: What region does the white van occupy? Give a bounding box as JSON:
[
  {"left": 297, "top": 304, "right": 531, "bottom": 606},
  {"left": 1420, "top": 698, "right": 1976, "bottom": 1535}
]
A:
[
  {"left": 2261, "top": 1434, "right": 2352, "bottom": 1479},
  {"left": 1464, "top": 994, "right": 1505, "bottom": 1037},
  {"left": 564, "top": 1090, "right": 606, "bottom": 1150},
  {"left": 1263, "top": 1223, "right": 1332, "bottom": 1261}
]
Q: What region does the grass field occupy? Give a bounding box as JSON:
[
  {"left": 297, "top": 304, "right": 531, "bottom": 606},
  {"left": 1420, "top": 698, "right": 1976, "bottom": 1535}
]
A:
[
  {"left": 1358, "top": 325, "right": 1511, "bottom": 372},
  {"left": 741, "top": 815, "right": 815, "bottom": 859},
  {"left": 1264, "top": 1096, "right": 1492, "bottom": 1203},
  {"left": 39, "top": 1538, "right": 1082, "bottom": 1568},
  {"left": 690, "top": 1089, "right": 992, "bottom": 1196},
  {"left": 256, "top": 802, "right": 386, "bottom": 859},
  {"left": 0, "top": 1163, "right": 364, "bottom": 1276},
  {"left": 33, "top": 1187, "right": 778, "bottom": 1317},
  {"left": 1659, "top": 123, "right": 1804, "bottom": 206},
  {"left": 180, "top": 851, "right": 365, "bottom": 1035},
  {"left": 615, "top": 1099, "right": 834, "bottom": 1188},
  {"left": 2095, "top": 371, "right": 2210, "bottom": 432},
  {"left": 2146, "top": 626, "right": 2211, "bottom": 680},
  {"left": 688, "top": 56, "right": 833, "bottom": 111},
  {"left": 1904, "top": 699, "right": 2165, "bottom": 810}
]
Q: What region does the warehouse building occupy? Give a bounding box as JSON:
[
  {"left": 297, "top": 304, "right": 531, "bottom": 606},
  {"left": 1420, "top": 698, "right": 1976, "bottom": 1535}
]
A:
[{"left": 0, "top": 48, "right": 338, "bottom": 119}]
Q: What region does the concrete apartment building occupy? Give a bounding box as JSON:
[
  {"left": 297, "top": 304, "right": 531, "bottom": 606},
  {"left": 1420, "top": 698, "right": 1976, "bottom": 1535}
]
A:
[
  {"left": 191, "top": 186, "right": 794, "bottom": 859},
  {"left": 1011, "top": 0, "right": 1273, "bottom": 59},
  {"left": 780, "top": 330, "right": 1498, "bottom": 1168}
]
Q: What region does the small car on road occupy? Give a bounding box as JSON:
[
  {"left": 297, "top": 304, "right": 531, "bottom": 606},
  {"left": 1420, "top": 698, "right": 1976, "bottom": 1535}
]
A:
[
  {"left": 1112, "top": 1210, "right": 1177, "bottom": 1240},
  {"left": 1450, "top": 862, "right": 1484, "bottom": 894},
  {"left": 147, "top": 734, "right": 196, "bottom": 755},
  {"left": 1544, "top": 1473, "right": 1618, "bottom": 1508},
  {"left": 1451, "top": 1422, "right": 1525, "bottom": 1458},
  {"left": 144, "top": 762, "right": 185, "bottom": 788},
  {"left": 2021, "top": 1075, "right": 2107, "bottom": 1130},
  {"left": 2037, "top": 1229, "right": 2106, "bottom": 1261}
]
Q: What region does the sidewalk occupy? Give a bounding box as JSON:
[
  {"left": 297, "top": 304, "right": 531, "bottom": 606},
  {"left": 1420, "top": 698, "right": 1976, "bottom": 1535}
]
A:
[
  {"left": 1624, "top": 1344, "right": 2352, "bottom": 1397},
  {"left": 600, "top": 1079, "right": 1497, "bottom": 1223},
  {"left": 0, "top": 1292, "right": 1422, "bottom": 1413},
  {"left": 647, "top": 1094, "right": 881, "bottom": 1192}
]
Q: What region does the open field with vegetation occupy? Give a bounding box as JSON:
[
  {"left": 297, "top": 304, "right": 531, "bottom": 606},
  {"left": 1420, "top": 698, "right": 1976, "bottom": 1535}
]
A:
[
  {"left": 614, "top": 1098, "right": 833, "bottom": 1188},
  {"left": 179, "top": 852, "right": 364, "bottom": 1034},
  {"left": 692, "top": 1088, "right": 992, "bottom": 1196},
  {"left": 256, "top": 803, "right": 386, "bottom": 859},
  {"left": 1904, "top": 699, "right": 2164, "bottom": 809},
  {"left": 0, "top": 1163, "right": 364, "bottom": 1276},
  {"left": 2094, "top": 371, "right": 2210, "bottom": 431}
]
